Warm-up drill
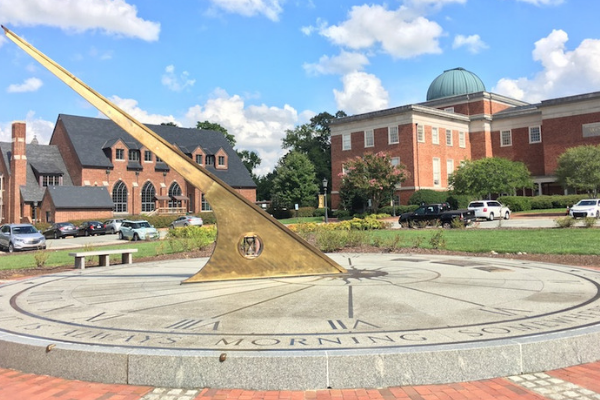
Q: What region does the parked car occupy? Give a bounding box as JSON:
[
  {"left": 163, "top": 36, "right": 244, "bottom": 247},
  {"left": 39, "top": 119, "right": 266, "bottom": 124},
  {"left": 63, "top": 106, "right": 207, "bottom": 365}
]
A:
[
  {"left": 468, "top": 200, "right": 511, "bottom": 221},
  {"left": 119, "top": 220, "right": 159, "bottom": 241},
  {"left": 104, "top": 218, "right": 124, "bottom": 234},
  {"left": 398, "top": 203, "right": 475, "bottom": 228},
  {"left": 568, "top": 199, "right": 600, "bottom": 218},
  {"left": 170, "top": 215, "right": 203, "bottom": 228},
  {"left": 77, "top": 221, "right": 107, "bottom": 236},
  {"left": 0, "top": 223, "right": 46, "bottom": 252},
  {"left": 43, "top": 222, "right": 78, "bottom": 239}
]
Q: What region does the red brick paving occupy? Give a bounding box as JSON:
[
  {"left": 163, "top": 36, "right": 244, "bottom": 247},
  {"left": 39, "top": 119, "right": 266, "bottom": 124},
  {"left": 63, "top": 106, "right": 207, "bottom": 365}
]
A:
[{"left": 5, "top": 362, "right": 600, "bottom": 400}]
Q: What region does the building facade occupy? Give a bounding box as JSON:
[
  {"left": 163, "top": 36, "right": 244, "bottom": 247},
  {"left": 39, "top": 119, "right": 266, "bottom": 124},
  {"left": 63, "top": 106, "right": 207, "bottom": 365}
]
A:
[
  {"left": 330, "top": 68, "right": 600, "bottom": 208},
  {"left": 0, "top": 114, "right": 256, "bottom": 224}
]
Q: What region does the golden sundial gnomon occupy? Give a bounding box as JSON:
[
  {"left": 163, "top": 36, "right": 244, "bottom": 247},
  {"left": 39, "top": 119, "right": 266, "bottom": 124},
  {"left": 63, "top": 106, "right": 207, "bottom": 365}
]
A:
[{"left": 2, "top": 26, "right": 346, "bottom": 283}]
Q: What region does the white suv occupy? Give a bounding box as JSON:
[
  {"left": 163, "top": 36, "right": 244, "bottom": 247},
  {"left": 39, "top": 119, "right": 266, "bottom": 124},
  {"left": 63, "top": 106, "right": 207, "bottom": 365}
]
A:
[
  {"left": 468, "top": 200, "right": 511, "bottom": 221},
  {"left": 569, "top": 199, "right": 600, "bottom": 218}
]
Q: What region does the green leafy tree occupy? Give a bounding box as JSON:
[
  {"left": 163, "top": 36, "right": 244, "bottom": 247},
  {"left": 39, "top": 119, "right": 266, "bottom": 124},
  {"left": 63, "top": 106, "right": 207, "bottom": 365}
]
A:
[
  {"left": 160, "top": 121, "right": 178, "bottom": 126},
  {"left": 449, "top": 157, "right": 533, "bottom": 198},
  {"left": 555, "top": 145, "right": 600, "bottom": 196},
  {"left": 282, "top": 111, "right": 346, "bottom": 187},
  {"left": 196, "top": 121, "right": 236, "bottom": 147},
  {"left": 339, "top": 152, "right": 408, "bottom": 213},
  {"left": 271, "top": 151, "right": 319, "bottom": 207}
]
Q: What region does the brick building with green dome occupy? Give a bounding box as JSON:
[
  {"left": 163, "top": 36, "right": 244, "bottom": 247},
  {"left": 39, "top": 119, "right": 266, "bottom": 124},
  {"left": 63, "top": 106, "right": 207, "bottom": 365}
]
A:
[{"left": 330, "top": 67, "right": 600, "bottom": 207}]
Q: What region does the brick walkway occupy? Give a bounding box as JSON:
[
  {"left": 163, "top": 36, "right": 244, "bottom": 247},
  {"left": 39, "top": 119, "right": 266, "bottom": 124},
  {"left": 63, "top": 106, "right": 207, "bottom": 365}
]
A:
[{"left": 2, "top": 362, "right": 600, "bottom": 400}]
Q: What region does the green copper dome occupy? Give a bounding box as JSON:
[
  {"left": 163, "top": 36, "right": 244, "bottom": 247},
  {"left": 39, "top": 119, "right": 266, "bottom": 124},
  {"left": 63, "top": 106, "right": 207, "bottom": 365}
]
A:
[{"left": 426, "top": 68, "right": 486, "bottom": 101}]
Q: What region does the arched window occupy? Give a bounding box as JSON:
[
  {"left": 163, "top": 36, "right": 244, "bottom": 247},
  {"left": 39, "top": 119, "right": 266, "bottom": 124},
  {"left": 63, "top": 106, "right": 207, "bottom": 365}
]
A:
[
  {"left": 168, "top": 182, "right": 182, "bottom": 209},
  {"left": 112, "top": 181, "right": 128, "bottom": 213},
  {"left": 141, "top": 182, "right": 156, "bottom": 212}
]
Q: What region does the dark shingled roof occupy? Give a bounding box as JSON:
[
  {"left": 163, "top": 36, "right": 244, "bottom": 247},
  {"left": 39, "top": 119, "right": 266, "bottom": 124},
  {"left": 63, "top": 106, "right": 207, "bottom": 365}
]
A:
[
  {"left": 46, "top": 186, "right": 114, "bottom": 209},
  {"left": 0, "top": 142, "right": 74, "bottom": 203},
  {"left": 56, "top": 114, "right": 256, "bottom": 188}
]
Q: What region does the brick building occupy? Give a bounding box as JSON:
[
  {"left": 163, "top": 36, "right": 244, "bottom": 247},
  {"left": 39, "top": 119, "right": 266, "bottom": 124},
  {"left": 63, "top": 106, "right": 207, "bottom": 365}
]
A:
[
  {"left": 0, "top": 114, "right": 256, "bottom": 224},
  {"left": 330, "top": 67, "right": 600, "bottom": 208}
]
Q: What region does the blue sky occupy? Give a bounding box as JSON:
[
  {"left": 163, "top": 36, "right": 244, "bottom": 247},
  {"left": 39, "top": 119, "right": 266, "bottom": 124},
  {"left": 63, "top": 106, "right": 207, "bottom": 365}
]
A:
[{"left": 1, "top": 0, "right": 600, "bottom": 175}]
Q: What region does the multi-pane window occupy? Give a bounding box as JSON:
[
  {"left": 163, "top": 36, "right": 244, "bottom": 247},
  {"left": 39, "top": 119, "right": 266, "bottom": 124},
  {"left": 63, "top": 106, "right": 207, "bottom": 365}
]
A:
[
  {"left": 459, "top": 131, "right": 466, "bottom": 148},
  {"left": 42, "top": 175, "right": 60, "bottom": 187},
  {"left": 129, "top": 149, "right": 140, "bottom": 161},
  {"left": 141, "top": 182, "right": 156, "bottom": 212},
  {"left": 447, "top": 159, "right": 454, "bottom": 179},
  {"left": 195, "top": 154, "right": 203, "bottom": 165},
  {"left": 168, "top": 182, "right": 182, "bottom": 209},
  {"left": 202, "top": 193, "right": 212, "bottom": 211},
  {"left": 417, "top": 125, "right": 425, "bottom": 143},
  {"left": 218, "top": 156, "right": 226, "bottom": 166},
  {"left": 433, "top": 158, "right": 441, "bottom": 187},
  {"left": 342, "top": 133, "right": 351, "bottom": 150},
  {"left": 144, "top": 150, "right": 152, "bottom": 162},
  {"left": 206, "top": 155, "right": 215, "bottom": 166},
  {"left": 388, "top": 126, "right": 399, "bottom": 144},
  {"left": 156, "top": 156, "right": 163, "bottom": 163},
  {"left": 501, "top": 130, "right": 512, "bottom": 146},
  {"left": 364, "top": 130, "right": 374, "bottom": 147},
  {"left": 529, "top": 126, "right": 542, "bottom": 143},
  {"left": 112, "top": 181, "right": 128, "bottom": 213},
  {"left": 446, "top": 129, "right": 453, "bottom": 146},
  {"left": 432, "top": 127, "right": 439, "bottom": 145},
  {"left": 391, "top": 157, "right": 401, "bottom": 167},
  {"left": 115, "top": 149, "right": 124, "bottom": 160}
]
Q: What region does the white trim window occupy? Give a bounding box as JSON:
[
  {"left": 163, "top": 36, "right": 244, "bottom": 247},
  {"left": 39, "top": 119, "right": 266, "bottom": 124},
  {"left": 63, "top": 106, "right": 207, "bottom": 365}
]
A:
[
  {"left": 529, "top": 126, "right": 542, "bottom": 143},
  {"left": 501, "top": 130, "right": 512, "bottom": 147},
  {"left": 444, "top": 107, "right": 455, "bottom": 113},
  {"left": 417, "top": 124, "right": 425, "bottom": 143},
  {"left": 391, "top": 157, "right": 401, "bottom": 167},
  {"left": 432, "top": 127, "right": 439, "bottom": 145},
  {"left": 364, "top": 130, "right": 374, "bottom": 148},
  {"left": 342, "top": 133, "right": 351, "bottom": 151},
  {"left": 459, "top": 131, "right": 466, "bottom": 148},
  {"left": 446, "top": 129, "right": 453, "bottom": 146},
  {"left": 433, "top": 158, "right": 441, "bottom": 187},
  {"left": 446, "top": 159, "right": 454, "bottom": 179},
  {"left": 388, "top": 126, "right": 399, "bottom": 144}
]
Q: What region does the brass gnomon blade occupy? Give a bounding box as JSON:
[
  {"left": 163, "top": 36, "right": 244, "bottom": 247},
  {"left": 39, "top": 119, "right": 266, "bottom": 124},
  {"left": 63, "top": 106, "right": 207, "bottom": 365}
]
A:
[{"left": 3, "top": 26, "right": 346, "bottom": 282}]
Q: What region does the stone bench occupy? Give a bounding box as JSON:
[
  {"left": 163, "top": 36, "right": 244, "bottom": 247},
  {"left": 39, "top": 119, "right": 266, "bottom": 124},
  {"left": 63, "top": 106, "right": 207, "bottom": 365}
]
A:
[{"left": 68, "top": 249, "right": 138, "bottom": 270}]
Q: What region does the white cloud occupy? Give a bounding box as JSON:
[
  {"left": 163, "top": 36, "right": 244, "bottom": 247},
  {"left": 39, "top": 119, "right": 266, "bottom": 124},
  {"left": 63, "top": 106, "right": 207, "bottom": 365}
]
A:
[
  {"left": 109, "top": 96, "right": 180, "bottom": 125},
  {"left": 493, "top": 30, "right": 600, "bottom": 102},
  {"left": 0, "top": 35, "right": 6, "bottom": 48},
  {"left": 207, "top": 0, "right": 284, "bottom": 21},
  {"left": 184, "top": 88, "right": 305, "bottom": 175},
  {"left": 333, "top": 72, "right": 389, "bottom": 115},
  {"left": 453, "top": 34, "right": 488, "bottom": 54},
  {"left": 161, "top": 65, "right": 196, "bottom": 92},
  {"left": 0, "top": 111, "right": 54, "bottom": 144},
  {"left": 0, "top": 0, "right": 160, "bottom": 41},
  {"left": 515, "top": 0, "right": 564, "bottom": 5},
  {"left": 318, "top": 4, "right": 443, "bottom": 59},
  {"left": 303, "top": 51, "right": 370, "bottom": 76},
  {"left": 7, "top": 77, "right": 43, "bottom": 93}
]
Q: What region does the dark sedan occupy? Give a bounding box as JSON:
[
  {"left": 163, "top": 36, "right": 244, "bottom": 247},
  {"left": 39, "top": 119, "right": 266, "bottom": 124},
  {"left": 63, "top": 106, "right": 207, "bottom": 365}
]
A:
[
  {"left": 77, "top": 221, "right": 107, "bottom": 237},
  {"left": 43, "top": 222, "right": 79, "bottom": 239}
]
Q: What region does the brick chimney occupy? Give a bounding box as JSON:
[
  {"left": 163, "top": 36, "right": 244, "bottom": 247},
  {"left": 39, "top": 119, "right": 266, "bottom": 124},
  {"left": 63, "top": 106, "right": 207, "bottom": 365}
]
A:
[{"left": 9, "top": 122, "right": 27, "bottom": 223}]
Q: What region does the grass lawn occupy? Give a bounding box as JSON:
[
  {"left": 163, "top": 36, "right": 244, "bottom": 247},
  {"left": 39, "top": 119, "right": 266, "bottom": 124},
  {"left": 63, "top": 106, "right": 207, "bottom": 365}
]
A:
[{"left": 1, "top": 227, "right": 598, "bottom": 272}]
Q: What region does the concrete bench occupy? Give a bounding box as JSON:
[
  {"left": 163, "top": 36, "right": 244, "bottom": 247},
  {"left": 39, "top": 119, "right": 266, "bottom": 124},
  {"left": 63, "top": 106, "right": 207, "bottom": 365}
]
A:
[{"left": 68, "top": 249, "right": 138, "bottom": 270}]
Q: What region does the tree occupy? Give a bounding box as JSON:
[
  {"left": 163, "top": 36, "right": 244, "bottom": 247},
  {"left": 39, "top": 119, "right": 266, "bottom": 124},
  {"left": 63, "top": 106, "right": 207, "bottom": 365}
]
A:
[
  {"left": 339, "top": 152, "right": 408, "bottom": 213},
  {"left": 555, "top": 145, "right": 600, "bottom": 196},
  {"left": 282, "top": 111, "right": 347, "bottom": 187},
  {"left": 271, "top": 151, "right": 319, "bottom": 208},
  {"left": 196, "top": 121, "right": 236, "bottom": 147},
  {"left": 449, "top": 157, "right": 533, "bottom": 198},
  {"left": 160, "top": 122, "right": 178, "bottom": 126}
]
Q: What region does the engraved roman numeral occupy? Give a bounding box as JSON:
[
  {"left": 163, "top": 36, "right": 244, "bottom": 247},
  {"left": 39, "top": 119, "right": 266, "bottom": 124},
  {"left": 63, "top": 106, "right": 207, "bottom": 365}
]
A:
[
  {"left": 479, "top": 307, "right": 531, "bottom": 316},
  {"left": 328, "top": 319, "right": 380, "bottom": 330},
  {"left": 85, "top": 312, "right": 124, "bottom": 322},
  {"left": 166, "top": 319, "right": 220, "bottom": 331},
  {"left": 26, "top": 290, "right": 65, "bottom": 304}
]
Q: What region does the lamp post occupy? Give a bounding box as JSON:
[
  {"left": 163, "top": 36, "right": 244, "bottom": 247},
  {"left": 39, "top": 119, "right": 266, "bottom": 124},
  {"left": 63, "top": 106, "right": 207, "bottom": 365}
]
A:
[
  {"left": 322, "top": 178, "right": 328, "bottom": 223},
  {"left": 33, "top": 201, "right": 38, "bottom": 223}
]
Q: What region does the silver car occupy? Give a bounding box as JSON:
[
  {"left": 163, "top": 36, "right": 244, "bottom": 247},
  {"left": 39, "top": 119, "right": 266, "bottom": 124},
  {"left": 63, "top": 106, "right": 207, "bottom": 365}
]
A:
[
  {"left": 104, "top": 218, "right": 124, "bottom": 234},
  {"left": 170, "top": 215, "right": 203, "bottom": 228},
  {"left": 119, "top": 220, "right": 159, "bottom": 241},
  {"left": 0, "top": 223, "right": 47, "bottom": 253}
]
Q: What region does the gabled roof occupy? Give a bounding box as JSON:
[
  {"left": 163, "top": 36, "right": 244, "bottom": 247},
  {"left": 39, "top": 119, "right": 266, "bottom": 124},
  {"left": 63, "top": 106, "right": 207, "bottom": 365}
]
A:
[
  {"left": 46, "top": 186, "right": 114, "bottom": 209},
  {"left": 55, "top": 114, "right": 256, "bottom": 188}
]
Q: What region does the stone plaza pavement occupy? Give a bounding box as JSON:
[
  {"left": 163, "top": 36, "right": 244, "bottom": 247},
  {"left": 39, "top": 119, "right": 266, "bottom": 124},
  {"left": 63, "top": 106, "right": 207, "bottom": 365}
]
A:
[{"left": 1, "top": 362, "right": 600, "bottom": 400}]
